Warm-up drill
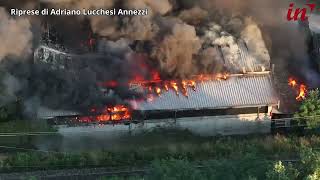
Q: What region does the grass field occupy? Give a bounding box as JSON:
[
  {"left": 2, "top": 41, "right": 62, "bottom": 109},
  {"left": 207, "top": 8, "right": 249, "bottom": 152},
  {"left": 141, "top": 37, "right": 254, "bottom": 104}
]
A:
[{"left": 0, "top": 128, "right": 319, "bottom": 171}]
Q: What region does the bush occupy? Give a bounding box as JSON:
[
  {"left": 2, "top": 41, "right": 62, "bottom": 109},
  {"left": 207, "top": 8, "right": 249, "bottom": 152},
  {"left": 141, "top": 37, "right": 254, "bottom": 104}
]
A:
[
  {"left": 1, "top": 129, "right": 320, "bottom": 175},
  {"left": 266, "top": 161, "right": 299, "bottom": 180},
  {"left": 295, "top": 89, "right": 320, "bottom": 129},
  {"left": 148, "top": 158, "right": 203, "bottom": 180}
]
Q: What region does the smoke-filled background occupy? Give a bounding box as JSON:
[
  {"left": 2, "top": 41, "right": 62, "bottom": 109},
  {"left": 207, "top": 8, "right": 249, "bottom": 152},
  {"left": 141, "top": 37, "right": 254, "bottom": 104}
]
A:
[{"left": 0, "top": 0, "right": 319, "bottom": 115}]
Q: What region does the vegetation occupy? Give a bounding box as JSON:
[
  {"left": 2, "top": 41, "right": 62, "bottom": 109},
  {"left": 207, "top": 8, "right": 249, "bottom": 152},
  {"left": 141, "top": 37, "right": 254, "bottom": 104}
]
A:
[
  {"left": 295, "top": 89, "right": 320, "bottom": 129},
  {"left": 0, "top": 97, "right": 57, "bottom": 149},
  {"left": 0, "top": 100, "right": 23, "bottom": 123},
  {"left": 99, "top": 148, "right": 320, "bottom": 180},
  {"left": 266, "top": 161, "right": 299, "bottom": 180},
  {"left": 0, "top": 119, "right": 55, "bottom": 133},
  {"left": 1, "top": 129, "right": 320, "bottom": 172},
  {"left": 0, "top": 120, "right": 58, "bottom": 152},
  {"left": 0, "top": 125, "right": 319, "bottom": 179},
  {"left": 0, "top": 110, "right": 57, "bottom": 149},
  {"left": 10, "top": 150, "right": 320, "bottom": 180}
]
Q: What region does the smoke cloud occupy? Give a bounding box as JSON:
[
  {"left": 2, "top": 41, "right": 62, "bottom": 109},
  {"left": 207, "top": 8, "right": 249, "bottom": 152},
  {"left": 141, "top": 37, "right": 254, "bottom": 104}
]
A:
[
  {"left": 0, "top": 8, "right": 32, "bottom": 61},
  {"left": 0, "top": 0, "right": 318, "bottom": 115},
  {"left": 151, "top": 23, "right": 202, "bottom": 78},
  {"left": 40, "top": 0, "right": 114, "bottom": 9},
  {"left": 240, "top": 18, "right": 270, "bottom": 69}
]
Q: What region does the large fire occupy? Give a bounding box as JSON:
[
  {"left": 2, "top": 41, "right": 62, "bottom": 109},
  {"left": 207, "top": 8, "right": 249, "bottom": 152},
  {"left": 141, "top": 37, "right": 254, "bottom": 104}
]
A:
[
  {"left": 130, "top": 73, "right": 229, "bottom": 97},
  {"left": 99, "top": 57, "right": 230, "bottom": 97},
  {"left": 288, "top": 78, "right": 307, "bottom": 101},
  {"left": 78, "top": 105, "right": 131, "bottom": 123},
  {"left": 87, "top": 73, "right": 229, "bottom": 124}
]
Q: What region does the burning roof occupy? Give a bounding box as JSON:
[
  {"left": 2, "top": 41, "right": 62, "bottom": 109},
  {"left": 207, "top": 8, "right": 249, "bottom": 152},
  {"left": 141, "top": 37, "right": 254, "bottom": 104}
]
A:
[
  {"left": 130, "top": 72, "right": 278, "bottom": 111},
  {"left": 33, "top": 35, "right": 275, "bottom": 120}
]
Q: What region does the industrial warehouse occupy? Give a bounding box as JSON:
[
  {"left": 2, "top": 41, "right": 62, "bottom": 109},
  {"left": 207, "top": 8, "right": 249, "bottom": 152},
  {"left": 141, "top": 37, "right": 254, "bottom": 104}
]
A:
[
  {"left": 130, "top": 73, "right": 278, "bottom": 135},
  {"left": 2, "top": 1, "right": 320, "bottom": 179},
  {"left": 35, "top": 37, "right": 279, "bottom": 136}
]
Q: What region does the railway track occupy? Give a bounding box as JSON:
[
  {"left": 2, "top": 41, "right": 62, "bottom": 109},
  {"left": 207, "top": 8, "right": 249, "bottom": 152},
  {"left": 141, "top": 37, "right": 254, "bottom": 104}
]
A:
[
  {"left": 0, "top": 167, "right": 149, "bottom": 180},
  {"left": 0, "top": 159, "right": 301, "bottom": 180}
]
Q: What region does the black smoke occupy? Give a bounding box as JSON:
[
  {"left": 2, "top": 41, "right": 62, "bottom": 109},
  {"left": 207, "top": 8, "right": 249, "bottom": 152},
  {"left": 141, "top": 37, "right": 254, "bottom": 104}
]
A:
[{"left": 0, "top": 0, "right": 319, "bottom": 115}]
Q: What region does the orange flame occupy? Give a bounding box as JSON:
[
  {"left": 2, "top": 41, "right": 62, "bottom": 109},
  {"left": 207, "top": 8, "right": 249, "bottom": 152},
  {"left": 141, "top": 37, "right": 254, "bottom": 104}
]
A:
[
  {"left": 80, "top": 105, "right": 131, "bottom": 123},
  {"left": 296, "top": 84, "right": 307, "bottom": 101},
  {"left": 182, "top": 80, "right": 187, "bottom": 89},
  {"left": 129, "top": 73, "right": 229, "bottom": 97},
  {"left": 171, "top": 81, "right": 179, "bottom": 95},
  {"left": 288, "top": 78, "right": 297, "bottom": 87},
  {"left": 155, "top": 87, "right": 161, "bottom": 96},
  {"left": 188, "top": 80, "right": 196, "bottom": 91},
  {"left": 216, "top": 73, "right": 229, "bottom": 80},
  {"left": 288, "top": 78, "right": 308, "bottom": 101},
  {"left": 164, "top": 84, "right": 169, "bottom": 91}
]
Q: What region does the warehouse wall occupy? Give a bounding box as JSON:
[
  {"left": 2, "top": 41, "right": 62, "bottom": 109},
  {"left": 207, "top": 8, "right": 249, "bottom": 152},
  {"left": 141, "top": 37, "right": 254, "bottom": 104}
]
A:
[
  {"left": 57, "top": 107, "right": 272, "bottom": 137},
  {"left": 43, "top": 108, "right": 272, "bottom": 151},
  {"left": 133, "top": 113, "right": 271, "bottom": 136}
]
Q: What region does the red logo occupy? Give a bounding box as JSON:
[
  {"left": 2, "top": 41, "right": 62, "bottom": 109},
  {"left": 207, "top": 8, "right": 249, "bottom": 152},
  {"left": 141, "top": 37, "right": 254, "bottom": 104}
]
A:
[{"left": 287, "top": 2, "right": 316, "bottom": 21}]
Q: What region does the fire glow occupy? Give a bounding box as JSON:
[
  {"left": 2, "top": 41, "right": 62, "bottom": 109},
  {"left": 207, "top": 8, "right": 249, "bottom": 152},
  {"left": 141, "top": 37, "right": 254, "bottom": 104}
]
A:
[
  {"left": 296, "top": 84, "right": 307, "bottom": 101},
  {"left": 78, "top": 105, "right": 131, "bottom": 123},
  {"left": 288, "top": 78, "right": 297, "bottom": 88},
  {"left": 147, "top": 80, "right": 197, "bottom": 97},
  {"left": 90, "top": 72, "right": 230, "bottom": 123},
  {"left": 131, "top": 73, "right": 229, "bottom": 97},
  {"left": 288, "top": 78, "right": 307, "bottom": 101}
]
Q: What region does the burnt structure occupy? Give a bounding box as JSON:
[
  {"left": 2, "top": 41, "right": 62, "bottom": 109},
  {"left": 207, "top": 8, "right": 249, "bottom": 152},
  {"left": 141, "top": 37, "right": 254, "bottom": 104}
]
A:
[
  {"left": 131, "top": 73, "right": 278, "bottom": 120},
  {"left": 31, "top": 19, "right": 282, "bottom": 135}
]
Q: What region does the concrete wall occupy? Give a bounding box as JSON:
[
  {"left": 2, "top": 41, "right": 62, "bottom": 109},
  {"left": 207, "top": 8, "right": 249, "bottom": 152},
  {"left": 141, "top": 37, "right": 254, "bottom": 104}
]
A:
[
  {"left": 57, "top": 111, "right": 272, "bottom": 137},
  {"left": 39, "top": 110, "right": 272, "bottom": 151},
  {"left": 131, "top": 113, "right": 271, "bottom": 136}
]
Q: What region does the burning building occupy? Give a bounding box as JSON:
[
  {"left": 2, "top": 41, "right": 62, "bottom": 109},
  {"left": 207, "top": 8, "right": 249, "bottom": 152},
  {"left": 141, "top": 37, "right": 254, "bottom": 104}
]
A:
[
  {"left": 126, "top": 35, "right": 279, "bottom": 135},
  {"left": 129, "top": 72, "right": 278, "bottom": 135},
  {"left": 35, "top": 34, "right": 279, "bottom": 135},
  {"left": 2, "top": 0, "right": 302, "bottom": 136}
]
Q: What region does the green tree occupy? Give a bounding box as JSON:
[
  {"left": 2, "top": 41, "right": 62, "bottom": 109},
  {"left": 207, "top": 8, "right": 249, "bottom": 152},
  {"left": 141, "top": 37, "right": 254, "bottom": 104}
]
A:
[
  {"left": 265, "top": 161, "right": 299, "bottom": 180},
  {"left": 306, "top": 169, "right": 320, "bottom": 180},
  {"left": 295, "top": 89, "right": 320, "bottom": 129},
  {"left": 299, "top": 148, "right": 320, "bottom": 179},
  {"left": 147, "top": 158, "right": 204, "bottom": 180}
]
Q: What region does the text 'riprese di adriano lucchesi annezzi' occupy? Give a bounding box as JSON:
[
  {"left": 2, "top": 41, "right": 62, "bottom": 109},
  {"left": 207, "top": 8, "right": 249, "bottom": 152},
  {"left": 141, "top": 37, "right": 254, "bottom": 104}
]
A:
[{"left": 10, "top": 8, "right": 149, "bottom": 16}]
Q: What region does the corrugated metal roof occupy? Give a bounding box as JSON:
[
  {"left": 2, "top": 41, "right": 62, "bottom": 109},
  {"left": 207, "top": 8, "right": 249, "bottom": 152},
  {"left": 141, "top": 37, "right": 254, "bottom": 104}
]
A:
[{"left": 131, "top": 73, "right": 278, "bottom": 111}]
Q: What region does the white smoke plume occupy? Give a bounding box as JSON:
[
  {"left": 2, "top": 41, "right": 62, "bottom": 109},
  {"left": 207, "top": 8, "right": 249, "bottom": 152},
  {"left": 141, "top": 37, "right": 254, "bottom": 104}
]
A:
[
  {"left": 151, "top": 23, "right": 202, "bottom": 78},
  {"left": 179, "top": 6, "right": 208, "bottom": 25},
  {"left": 0, "top": 8, "right": 33, "bottom": 61},
  {"left": 32, "top": 0, "right": 274, "bottom": 77},
  {"left": 240, "top": 18, "right": 270, "bottom": 69},
  {"left": 124, "top": 0, "right": 172, "bottom": 15},
  {"left": 40, "top": 0, "right": 114, "bottom": 9},
  {"left": 202, "top": 22, "right": 241, "bottom": 73}
]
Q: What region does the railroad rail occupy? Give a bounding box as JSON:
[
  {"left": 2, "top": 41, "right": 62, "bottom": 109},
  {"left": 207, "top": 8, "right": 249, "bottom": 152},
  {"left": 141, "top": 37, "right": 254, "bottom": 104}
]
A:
[{"left": 0, "top": 159, "right": 301, "bottom": 180}]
